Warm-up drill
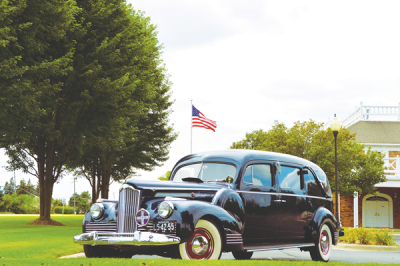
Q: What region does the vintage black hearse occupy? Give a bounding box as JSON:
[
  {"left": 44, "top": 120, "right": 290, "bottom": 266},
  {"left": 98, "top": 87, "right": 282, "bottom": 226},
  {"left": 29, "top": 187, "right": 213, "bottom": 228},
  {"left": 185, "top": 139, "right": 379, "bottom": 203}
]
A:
[{"left": 74, "top": 150, "right": 342, "bottom": 261}]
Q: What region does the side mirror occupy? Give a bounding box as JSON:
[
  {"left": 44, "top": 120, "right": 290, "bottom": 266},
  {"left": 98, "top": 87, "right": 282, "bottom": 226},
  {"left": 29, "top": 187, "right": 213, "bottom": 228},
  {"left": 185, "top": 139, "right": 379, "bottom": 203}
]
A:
[{"left": 302, "top": 169, "right": 308, "bottom": 174}]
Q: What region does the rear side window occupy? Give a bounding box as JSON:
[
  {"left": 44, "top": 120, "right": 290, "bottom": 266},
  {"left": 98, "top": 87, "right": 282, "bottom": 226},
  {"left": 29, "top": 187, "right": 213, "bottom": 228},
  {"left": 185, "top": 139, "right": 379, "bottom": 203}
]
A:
[
  {"left": 242, "top": 164, "right": 272, "bottom": 187},
  {"left": 277, "top": 166, "right": 301, "bottom": 191},
  {"left": 304, "top": 171, "right": 324, "bottom": 197}
]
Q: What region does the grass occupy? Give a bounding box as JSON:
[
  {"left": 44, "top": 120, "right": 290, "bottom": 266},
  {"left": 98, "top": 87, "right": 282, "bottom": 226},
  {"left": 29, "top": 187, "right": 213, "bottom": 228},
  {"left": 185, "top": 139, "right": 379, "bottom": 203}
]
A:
[
  {"left": 0, "top": 216, "right": 399, "bottom": 265},
  {"left": 0, "top": 212, "right": 15, "bottom": 214},
  {"left": 0, "top": 216, "right": 84, "bottom": 259}
]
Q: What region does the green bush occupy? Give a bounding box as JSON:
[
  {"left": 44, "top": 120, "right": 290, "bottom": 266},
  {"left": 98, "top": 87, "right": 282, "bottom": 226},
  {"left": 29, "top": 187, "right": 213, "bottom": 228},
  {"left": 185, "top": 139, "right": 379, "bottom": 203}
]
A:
[
  {"left": 54, "top": 206, "right": 75, "bottom": 214},
  {"left": 0, "top": 193, "right": 39, "bottom": 214},
  {"left": 341, "top": 227, "right": 396, "bottom": 246}
]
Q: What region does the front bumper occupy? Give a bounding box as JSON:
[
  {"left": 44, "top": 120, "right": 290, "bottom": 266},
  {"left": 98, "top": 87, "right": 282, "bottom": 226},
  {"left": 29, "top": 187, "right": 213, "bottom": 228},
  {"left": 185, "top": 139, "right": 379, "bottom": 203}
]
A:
[{"left": 74, "top": 231, "right": 181, "bottom": 246}]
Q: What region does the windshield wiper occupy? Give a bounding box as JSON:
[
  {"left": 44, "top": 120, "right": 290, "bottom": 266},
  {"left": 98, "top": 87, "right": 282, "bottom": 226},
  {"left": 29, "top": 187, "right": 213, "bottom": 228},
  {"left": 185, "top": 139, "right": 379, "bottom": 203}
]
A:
[{"left": 181, "top": 177, "right": 203, "bottom": 183}]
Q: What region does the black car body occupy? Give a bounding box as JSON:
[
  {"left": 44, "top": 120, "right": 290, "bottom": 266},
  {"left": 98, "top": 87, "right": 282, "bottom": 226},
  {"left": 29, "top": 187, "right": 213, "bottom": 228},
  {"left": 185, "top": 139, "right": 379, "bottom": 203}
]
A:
[{"left": 74, "top": 150, "right": 342, "bottom": 261}]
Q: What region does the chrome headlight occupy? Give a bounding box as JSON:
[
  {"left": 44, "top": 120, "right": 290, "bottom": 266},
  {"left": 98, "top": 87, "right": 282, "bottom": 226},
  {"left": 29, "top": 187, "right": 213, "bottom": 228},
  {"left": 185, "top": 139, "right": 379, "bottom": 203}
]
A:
[
  {"left": 90, "top": 203, "right": 104, "bottom": 220},
  {"left": 158, "top": 201, "right": 174, "bottom": 218}
]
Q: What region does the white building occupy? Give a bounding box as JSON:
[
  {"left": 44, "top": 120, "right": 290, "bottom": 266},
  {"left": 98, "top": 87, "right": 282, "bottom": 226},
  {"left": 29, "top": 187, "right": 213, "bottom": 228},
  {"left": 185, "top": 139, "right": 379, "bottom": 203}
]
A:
[{"left": 340, "top": 102, "right": 400, "bottom": 228}]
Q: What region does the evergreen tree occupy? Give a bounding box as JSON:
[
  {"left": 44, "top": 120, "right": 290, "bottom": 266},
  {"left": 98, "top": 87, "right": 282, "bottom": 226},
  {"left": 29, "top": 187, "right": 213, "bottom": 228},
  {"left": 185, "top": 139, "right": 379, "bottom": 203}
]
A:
[{"left": 3, "top": 179, "right": 15, "bottom": 195}]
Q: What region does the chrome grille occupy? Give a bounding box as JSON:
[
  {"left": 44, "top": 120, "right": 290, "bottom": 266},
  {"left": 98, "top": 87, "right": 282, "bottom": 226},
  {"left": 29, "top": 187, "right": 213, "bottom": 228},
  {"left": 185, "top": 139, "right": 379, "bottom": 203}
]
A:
[
  {"left": 85, "top": 222, "right": 117, "bottom": 233},
  {"left": 117, "top": 185, "right": 141, "bottom": 233}
]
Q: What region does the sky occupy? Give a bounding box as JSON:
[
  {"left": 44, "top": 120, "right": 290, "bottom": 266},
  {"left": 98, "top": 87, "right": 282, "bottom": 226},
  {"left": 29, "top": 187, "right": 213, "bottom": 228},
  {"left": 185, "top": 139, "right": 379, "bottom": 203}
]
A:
[{"left": 1, "top": 0, "right": 400, "bottom": 201}]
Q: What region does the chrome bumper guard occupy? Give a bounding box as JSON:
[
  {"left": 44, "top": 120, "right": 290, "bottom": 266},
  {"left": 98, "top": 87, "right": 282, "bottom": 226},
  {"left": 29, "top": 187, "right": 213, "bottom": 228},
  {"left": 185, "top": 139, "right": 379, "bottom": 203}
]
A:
[{"left": 74, "top": 231, "right": 181, "bottom": 246}]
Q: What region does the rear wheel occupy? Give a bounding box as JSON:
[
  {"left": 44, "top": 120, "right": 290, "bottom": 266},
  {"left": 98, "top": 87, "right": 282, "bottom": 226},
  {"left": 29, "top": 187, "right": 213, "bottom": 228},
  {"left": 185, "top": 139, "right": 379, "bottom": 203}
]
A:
[
  {"left": 232, "top": 251, "right": 253, "bottom": 260},
  {"left": 309, "top": 224, "right": 332, "bottom": 262},
  {"left": 178, "top": 219, "right": 222, "bottom": 260}
]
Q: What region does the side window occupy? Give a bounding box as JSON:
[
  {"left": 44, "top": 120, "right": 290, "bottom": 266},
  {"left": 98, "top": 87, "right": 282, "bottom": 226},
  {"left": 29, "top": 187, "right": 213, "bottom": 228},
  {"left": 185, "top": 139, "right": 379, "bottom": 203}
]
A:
[
  {"left": 304, "top": 171, "right": 324, "bottom": 197},
  {"left": 278, "top": 166, "right": 301, "bottom": 190},
  {"left": 242, "top": 164, "right": 272, "bottom": 187},
  {"left": 243, "top": 166, "right": 252, "bottom": 183}
]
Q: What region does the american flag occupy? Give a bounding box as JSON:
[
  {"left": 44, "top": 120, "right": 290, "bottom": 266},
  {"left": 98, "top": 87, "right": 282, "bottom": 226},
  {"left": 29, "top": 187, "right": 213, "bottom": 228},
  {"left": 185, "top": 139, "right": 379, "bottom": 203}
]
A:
[{"left": 192, "top": 105, "right": 217, "bottom": 132}]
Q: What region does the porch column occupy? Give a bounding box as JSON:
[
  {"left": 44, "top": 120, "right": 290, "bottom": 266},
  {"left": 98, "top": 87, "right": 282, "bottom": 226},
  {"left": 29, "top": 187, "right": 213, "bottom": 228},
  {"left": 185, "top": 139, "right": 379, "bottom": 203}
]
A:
[{"left": 354, "top": 191, "right": 358, "bottom": 228}]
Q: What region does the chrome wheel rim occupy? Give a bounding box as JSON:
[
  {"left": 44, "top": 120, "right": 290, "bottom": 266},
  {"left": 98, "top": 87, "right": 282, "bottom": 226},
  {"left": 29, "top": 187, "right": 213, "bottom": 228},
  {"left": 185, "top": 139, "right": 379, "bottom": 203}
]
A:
[
  {"left": 186, "top": 227, "right": 214, "bottom": 259},
  {"left": 320, "top": 230, "right": 330, "bottom": 255}
]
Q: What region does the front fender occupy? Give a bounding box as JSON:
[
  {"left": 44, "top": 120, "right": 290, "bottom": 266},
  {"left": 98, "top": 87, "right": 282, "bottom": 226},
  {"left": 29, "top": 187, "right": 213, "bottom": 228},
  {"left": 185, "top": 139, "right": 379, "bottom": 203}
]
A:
[
  {"left": 168, "top": 200, "right": 243, "bottom": 243},
  {"left": 308, "top": 207, "right": 337, "bottom": 244},
  {"left": 212, "top": 188, "right": 245, "bottom": 227}
]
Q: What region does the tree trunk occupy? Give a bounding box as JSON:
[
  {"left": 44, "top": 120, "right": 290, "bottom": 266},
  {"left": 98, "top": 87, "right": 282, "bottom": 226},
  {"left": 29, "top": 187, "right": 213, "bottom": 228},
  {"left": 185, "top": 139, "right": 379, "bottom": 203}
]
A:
[{"left": 91, "top": 162, "right": 96, "bottom": 205}]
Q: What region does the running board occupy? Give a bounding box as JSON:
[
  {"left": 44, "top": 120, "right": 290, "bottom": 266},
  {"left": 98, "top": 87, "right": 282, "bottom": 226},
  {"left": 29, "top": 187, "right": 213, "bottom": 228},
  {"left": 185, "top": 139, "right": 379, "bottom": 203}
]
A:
[{"left": 244, "top": 243, "right": 315, "bottom": 252}]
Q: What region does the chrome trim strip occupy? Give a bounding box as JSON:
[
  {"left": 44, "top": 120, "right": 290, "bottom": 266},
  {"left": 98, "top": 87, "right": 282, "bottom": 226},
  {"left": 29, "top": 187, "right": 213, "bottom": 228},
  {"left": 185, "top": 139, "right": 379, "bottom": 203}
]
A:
[
  {"left": 74, "top": 231, "right": 180, "bottom": 246},
  {"left": 238, "top": 191, "right": 327, "bottom": 200},
  {"left": 133, "top": 187, "right": 220, "bottom": 191},
  {"left": 238, "top": 191, "right": 279, "bottom": 195},
  {"left": 245, "top": 243, "right": 314, "bottom": 252}
]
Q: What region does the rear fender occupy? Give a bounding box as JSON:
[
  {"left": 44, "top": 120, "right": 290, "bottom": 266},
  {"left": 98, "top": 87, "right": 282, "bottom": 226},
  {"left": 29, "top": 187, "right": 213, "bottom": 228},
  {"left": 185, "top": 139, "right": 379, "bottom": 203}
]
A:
[{"left": 308, "top": 207, "right": 337, "bottom": 245}]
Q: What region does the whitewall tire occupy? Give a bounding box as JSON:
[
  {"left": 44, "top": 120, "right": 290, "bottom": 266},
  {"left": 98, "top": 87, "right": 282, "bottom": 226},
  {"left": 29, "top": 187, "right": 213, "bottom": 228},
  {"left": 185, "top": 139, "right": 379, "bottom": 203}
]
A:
[
  {"left": 179, "top": 219, "right": 222, "bottom": 260},
  {"left": 310, "top": 224, "right": 332, "bottom": 262}
]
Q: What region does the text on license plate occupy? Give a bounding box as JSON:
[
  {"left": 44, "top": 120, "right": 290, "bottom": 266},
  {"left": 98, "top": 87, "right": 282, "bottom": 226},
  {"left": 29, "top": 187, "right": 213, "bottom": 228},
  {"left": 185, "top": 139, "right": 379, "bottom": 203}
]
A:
[{"left": 153, "top": 220, "right": 176, "bottom": 234}]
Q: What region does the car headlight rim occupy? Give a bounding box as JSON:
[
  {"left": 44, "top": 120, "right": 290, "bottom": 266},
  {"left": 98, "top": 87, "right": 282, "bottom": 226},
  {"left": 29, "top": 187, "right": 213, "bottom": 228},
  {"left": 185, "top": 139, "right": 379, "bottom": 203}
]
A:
[
  {"left": 90, "top": 203, "right": 104, "bottom": 220},
  {"left": 158, "top": 201, "right": 174, "bottom": 218}
]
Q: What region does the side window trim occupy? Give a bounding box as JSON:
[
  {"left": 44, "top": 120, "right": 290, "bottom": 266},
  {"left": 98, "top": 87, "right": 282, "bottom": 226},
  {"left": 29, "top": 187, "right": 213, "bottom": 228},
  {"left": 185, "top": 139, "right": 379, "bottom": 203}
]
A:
[
  {"left": 241, "top": 162, "right": 274, "bottom": 188},
  {"left": 277, "top": 164, "right": 304, "bottom": 191},
  {"left": 304, "top": 166, "right": 329, "bottom": 198}
]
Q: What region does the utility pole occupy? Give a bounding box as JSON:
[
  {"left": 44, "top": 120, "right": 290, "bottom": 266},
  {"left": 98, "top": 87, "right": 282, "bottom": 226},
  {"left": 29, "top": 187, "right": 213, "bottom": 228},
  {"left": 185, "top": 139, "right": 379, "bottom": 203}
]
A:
[{"left": 73, "top": 177, "right": 76, "bottom": 215}]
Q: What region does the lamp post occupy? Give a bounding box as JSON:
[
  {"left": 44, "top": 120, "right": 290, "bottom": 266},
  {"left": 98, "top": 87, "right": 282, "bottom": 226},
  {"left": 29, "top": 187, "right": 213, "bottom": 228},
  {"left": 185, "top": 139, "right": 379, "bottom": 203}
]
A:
[{"left": 330, "top": 114, "right": 341, "bottom": 228}]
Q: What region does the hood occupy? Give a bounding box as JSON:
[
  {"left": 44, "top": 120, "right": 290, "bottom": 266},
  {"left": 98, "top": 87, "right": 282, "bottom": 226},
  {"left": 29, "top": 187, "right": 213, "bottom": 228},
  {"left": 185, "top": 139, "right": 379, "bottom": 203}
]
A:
[{"left": 125, "top": 179, "right": 226, "bottom": 191}]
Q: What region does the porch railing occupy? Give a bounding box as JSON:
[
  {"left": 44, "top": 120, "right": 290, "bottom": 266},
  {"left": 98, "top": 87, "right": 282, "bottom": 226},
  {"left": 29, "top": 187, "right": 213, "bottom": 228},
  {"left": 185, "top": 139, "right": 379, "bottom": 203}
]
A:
[
  {"left": 341, "top": 102, "right": 400, "bottom": 128},
  {"left": 383, "top": 156, "right": 400, "bottom": 179}
]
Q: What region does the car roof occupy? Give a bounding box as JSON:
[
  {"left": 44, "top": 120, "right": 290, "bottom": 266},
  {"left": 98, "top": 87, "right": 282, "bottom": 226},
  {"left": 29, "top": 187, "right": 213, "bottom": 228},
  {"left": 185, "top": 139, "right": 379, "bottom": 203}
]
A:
[{"left": 173, "top": 149, "right": 321, "bottom": 171}]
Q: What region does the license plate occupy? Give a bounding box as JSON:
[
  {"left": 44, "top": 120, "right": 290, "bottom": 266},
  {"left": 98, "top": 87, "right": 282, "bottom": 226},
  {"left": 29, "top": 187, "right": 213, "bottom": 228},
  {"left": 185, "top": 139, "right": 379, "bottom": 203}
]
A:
[{"left": 153, "top": 220, "right": 176, "bottom": 234}]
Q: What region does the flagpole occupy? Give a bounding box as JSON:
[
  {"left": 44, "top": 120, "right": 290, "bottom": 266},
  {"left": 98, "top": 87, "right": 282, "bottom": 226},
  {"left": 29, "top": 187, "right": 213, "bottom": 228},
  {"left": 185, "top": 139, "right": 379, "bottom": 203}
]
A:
[{"left": 190, "top": 100, "right": 192, "bottom": 154}]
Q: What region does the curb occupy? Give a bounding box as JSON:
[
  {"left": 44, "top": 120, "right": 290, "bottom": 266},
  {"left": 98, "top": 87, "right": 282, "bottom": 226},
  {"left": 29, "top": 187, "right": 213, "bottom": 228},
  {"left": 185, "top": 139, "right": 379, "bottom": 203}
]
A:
[{"left": 334, "top": 243, "right": 399, "bottom": 252}]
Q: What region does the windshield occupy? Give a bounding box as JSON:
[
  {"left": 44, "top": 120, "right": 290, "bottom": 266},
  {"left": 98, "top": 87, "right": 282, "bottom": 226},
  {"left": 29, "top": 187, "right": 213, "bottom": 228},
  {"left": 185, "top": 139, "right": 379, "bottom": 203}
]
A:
[{"left": 173, "top": 163, "right": 237, "bottom": 182}]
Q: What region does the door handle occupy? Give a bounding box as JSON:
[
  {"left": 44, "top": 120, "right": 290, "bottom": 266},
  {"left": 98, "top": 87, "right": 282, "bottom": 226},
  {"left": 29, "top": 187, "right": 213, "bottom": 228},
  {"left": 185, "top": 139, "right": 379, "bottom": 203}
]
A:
[{"left": 273, "top": 200, "right": 286, "bottom": 203}]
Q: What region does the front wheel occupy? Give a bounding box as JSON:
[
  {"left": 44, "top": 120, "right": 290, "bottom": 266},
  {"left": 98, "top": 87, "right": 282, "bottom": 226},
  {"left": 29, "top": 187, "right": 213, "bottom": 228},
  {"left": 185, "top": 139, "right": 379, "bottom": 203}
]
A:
[
  {"left": 232, "top": 251, "right": 253, "bottom": 260},
  {"left": 309, "top": 224, "right": 332, "bottom": 262},
  {"left": 178, "top": 219, "right": 222, "bottom": 260}
]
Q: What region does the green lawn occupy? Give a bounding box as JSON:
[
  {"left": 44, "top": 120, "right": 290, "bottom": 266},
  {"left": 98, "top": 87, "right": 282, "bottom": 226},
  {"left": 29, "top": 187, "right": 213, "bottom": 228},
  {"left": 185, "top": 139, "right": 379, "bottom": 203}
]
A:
[
  {"left": 0, "top": 216, "right": 399, "bottom": 266},
  {"left": 0, "top": 216, "right": 84, "bottom": 259}
]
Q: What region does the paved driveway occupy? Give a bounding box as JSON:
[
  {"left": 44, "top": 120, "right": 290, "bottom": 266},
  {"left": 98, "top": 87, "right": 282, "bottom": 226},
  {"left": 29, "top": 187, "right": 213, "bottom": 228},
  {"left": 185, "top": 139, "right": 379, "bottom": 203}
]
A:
[{"left": 130, "top": 246, "right": 400, "bottom": 263}]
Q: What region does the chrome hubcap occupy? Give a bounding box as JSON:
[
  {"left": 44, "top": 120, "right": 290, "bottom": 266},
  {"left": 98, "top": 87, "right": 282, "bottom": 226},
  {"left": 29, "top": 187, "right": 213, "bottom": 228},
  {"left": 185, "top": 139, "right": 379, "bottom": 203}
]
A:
[
  {"left": 320, "top": 230, "right": 329, "bottom": 255},
  {"left": 191, "top": 235, "right": 209, "bottom": 255}
]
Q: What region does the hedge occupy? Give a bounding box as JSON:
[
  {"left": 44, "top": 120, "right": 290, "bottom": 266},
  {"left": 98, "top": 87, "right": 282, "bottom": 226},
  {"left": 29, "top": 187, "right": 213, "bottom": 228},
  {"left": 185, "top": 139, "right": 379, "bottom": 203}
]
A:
[{"left": 54, "top": 206, "right": 75, "bottom": 214}]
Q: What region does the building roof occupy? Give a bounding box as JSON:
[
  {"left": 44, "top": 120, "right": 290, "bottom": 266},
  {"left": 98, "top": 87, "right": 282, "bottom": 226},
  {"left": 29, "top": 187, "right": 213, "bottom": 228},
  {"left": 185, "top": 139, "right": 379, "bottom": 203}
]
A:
[{"left": 347, "top": 121, "right": 400, "bottom": 144}]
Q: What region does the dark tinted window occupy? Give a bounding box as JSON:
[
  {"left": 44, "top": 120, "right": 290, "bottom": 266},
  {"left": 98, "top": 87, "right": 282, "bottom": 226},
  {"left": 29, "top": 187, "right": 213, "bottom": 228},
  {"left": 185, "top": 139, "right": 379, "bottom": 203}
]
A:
[
  {"left": 304, "top": 171, "right": 324, "bottom": 197},
  {"left": 278, "top": 166, "right": 301, "bottom": 190},
  {"left": 242, "top": 164, "right": 272, "bottom": 187}
]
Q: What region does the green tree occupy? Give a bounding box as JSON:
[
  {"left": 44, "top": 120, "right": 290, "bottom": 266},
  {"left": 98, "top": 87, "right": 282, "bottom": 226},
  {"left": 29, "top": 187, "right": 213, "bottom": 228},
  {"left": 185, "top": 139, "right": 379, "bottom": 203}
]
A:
[
  {"left": 0, "top": 0, "right": 81, "bottom": 223},
  {"left": 68, "top": 191, "right": 91, "bottom": 214},
  {"left": 0, "top": 0, "right": 175, "bottom": 223},
  {"left": 67, "top": 0, "right": 176, "bottom": 203},
  {"left": 0, "top": 193, "right": 40, "bottom": 214},
  {"left": 16, "top": 179, "right": 38, "bottom": 196},
  {"left": 158, "top": 170, "right": 171, "bottom": 181},
  {"left": 231, "top": 120, "right": 386, "bottom": 196},
  {"left": 3, "top": 178, "right": 15, "bottom": 195}
]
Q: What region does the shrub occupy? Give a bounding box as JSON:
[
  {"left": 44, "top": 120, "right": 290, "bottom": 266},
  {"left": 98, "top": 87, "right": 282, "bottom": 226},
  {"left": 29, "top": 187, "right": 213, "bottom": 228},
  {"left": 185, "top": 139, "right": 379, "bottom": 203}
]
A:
[
  {"left": 340, "top": 227, "right": 396, "bottom": 246},
  {"left": 54, "top": 206, "right": 75, "bottom": 214},
  {"left": 373, "top": 228, "right": 396, "bottom": 246},
  {"left": 0, "top": 193, "right": 39, "bottom": 214}
]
